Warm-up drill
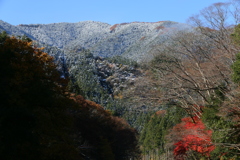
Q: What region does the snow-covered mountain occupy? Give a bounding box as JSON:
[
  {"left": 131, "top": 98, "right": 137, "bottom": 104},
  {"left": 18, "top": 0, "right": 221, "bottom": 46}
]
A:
[{"left": 0, "top": 20, "right": 192, "bottom": 61}]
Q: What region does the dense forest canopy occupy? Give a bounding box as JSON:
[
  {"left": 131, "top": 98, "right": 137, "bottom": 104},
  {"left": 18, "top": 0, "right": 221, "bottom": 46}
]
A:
[
  {"left": 0, "top": 32, "right": 140, "bottom": 160},
  {"left": 1, "top": 1, "right": 240, "bottom": 160}
]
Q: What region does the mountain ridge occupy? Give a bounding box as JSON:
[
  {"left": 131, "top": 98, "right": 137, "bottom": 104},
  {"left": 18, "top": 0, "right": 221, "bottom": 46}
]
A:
[{"left": 0, "top": 20, "right": 192, "bottom": 61}]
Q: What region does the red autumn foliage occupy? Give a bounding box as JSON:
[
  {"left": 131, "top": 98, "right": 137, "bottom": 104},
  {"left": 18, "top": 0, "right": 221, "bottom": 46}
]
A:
[
  {"left": 120, "top": 22, "right": 129, "bottom": 25},
  {"left": 171, "top": 116, "right": 215, "bottom": 159},
  {"left": 110, "top": 23, "right": 130, "bottom": 31},
  {"left": 110, "top": 24, "right": 119, "bottom": 31},
  {"left": 140, "top": 36, "right": 146, "bottom": 41},
  {"left": 155, "top": 25, "right": 165, "bottom": 30}
]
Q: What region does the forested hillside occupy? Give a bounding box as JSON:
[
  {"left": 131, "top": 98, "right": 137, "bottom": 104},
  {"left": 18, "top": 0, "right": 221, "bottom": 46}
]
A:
[
  {"left": 1, "top": 1, "right": 240, "bottom": 160},
  {"left": 139, "top": 2, "right": 240, "bottom": 159},
  {"left": 0, "top": 32, "right": 140, "bottom": 160}
]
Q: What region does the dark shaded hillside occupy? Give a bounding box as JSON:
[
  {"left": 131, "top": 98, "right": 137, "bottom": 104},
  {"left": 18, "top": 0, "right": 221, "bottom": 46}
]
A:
[{"left": 0, "top": 33, "right": 141, "bottom": 160}]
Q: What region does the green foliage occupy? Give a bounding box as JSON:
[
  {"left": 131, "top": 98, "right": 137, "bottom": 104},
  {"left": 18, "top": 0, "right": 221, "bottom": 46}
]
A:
[
  {"left": 17, "top": 34, "right": 32, "bottom": 42},
  {"left": 202, "top": 89, "right": 239, "bottom": 159},
  {"left": 231, "top": 24, "right": 240, "bottom": 84},
  {"left": 123, "top": 110, "right": 153, "bottom": 131},
  {"left": 67, "top": 49, "right": 139, "bottom": 119},
  {"left": 67, "top": 49, "right": 111, "bottom": 105},
  {"left": 106, "top": 55, "right": 138, "bottom": 67},
  {"left": 0, "top": 31, "right": 8, "bottom": 43},
  {"left": 231, "top": 24, "right": 240, "bottom": 45},
  {"left": 232, "top": 53, "right": 240, "bottom": 84},
  {"left": 202, "top": 106, "right": 238, "bottom": 159},
  {"left": 140, "top": 106, "right": 187, "bottom": 157}
]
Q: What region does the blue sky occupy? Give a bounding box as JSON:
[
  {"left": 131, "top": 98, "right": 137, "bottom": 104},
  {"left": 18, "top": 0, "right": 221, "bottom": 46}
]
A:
[{"left": 0, "top": 0, "right": 226, "bottom": 25}]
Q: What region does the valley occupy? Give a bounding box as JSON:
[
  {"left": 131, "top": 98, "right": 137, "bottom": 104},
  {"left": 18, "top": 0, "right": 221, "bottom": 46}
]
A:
[{"left": 1, "top": 1, "right": 240, "bottom": 159}]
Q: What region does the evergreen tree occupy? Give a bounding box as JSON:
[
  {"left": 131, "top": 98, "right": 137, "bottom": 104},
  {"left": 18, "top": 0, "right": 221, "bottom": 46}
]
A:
[
  {"left": 140, "top": 106, "right": 187, "bottom": 158},
  {"left": 231, "top": 53, "right": 240, "bottom": 84}
]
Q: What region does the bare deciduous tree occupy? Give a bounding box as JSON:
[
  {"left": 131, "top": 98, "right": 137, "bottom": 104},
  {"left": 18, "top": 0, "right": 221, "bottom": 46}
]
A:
[{"left": 150, "top": 2, "right": 240, "bottom": 117}]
